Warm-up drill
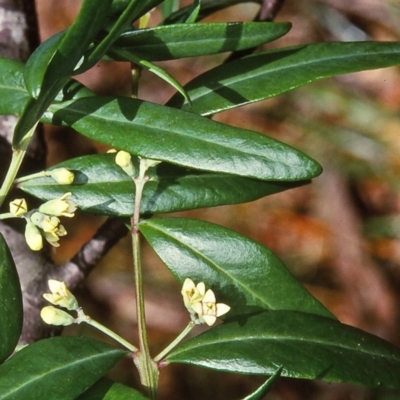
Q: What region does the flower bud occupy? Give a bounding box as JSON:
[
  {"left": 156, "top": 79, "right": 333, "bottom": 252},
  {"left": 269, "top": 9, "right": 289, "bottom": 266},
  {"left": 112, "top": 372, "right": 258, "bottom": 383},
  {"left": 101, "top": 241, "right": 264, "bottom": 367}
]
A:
[
  {"left": 115, "top": 151, "right": 135, "bottom": 176},
  {"left": 49, "top": 168, "right": 75, "bottom": 185},
  {"left": 40, "top": 306, "right": 75, "bottom": 326},
  {"left": 9, "top": 198, "right": 28, "bottom": 216},
  {"left": 38, "top": 192, "right": 77, "bottom": 218},
  {"left": 24, "top": 220, "right": 43, "bottom": 251},
  {"left": 43, "top": 280, "right": 79, "bottom": 310}
]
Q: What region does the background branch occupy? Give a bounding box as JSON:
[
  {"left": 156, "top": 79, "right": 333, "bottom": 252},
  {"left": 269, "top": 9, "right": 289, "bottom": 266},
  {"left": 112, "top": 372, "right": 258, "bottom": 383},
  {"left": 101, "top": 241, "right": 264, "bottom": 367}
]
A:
[{"left": 0, "top": 0, "right": 128, "bottom": 345}]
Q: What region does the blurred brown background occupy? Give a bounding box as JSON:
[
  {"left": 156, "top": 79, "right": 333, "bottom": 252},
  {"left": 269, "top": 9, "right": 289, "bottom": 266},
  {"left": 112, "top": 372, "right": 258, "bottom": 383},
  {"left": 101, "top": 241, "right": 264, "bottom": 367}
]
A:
[{"left": 33, "top": 1, "right": 400, "bottom": 399}]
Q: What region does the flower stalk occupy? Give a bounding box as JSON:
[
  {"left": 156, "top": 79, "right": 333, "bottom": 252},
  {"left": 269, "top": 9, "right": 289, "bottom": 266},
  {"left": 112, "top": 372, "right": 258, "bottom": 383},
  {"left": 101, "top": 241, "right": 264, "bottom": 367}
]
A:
[
  {"left": 0, "top": 122, "right": 38, "bottom": 208},
  {"left": 130, "top": 157, "right": 159, "bottom": 399},
  {"left": 154, "top": 321, "right": 196, "bottom": 362},
  {"left": 75, "top": 309, "right": 138, "bottom": 353}
]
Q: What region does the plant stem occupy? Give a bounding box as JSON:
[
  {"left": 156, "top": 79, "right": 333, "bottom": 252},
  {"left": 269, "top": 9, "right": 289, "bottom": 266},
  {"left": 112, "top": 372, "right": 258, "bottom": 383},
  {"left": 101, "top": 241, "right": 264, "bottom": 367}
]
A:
[
  {"left": 132, "top": 158, "right": 159, "bottom": 399},
  {"left": 14, "top": 170, "right": 47, "bottom": 184},
  {"left": 77, "top": 311, "right": 138, "bottom": 352},
  {"left": 0, "top": 213, "right": 14, "bottom": 220},
  {"left": 154, "top": 321, "right": 196, "bottom": 362},
  {"left": 0, "top": 123, "right": 38, "bottom": 208}
]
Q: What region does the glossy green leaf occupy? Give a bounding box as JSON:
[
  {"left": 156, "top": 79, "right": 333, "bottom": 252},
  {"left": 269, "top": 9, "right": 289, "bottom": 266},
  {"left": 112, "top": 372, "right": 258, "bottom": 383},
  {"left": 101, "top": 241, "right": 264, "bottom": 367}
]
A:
[
  {"left": 24, "top": 0, "right": 112, "bottom": 97},
  {"left": 139, "top": 218, "right": 334, "bottom": 319},
  {"left": 184, "top": 0, "right": 201, "bottom": 23},
  {"left": 24, "top": 31, "right": 66, "bottom": 99},
  {"left": 19, "top": 154, "right": 308, "bottom": 216},
  {"left": 45, "top": 96, "right": 322, "bottom": 181},
  {"left": 13, "top": 0, "right": 113, "bottom": 147},
  {"left": 111, "top": 22, "right": 291, "bottom": 61},
  {"left": 0, "top": 234, "right": 23, "bottom": 364},
  {"left": 77, "top": 0, "right": 162, "bottom": 74},
  {"left": 0, "top": 57, "right": 30, "bottom": 115},
  {"left": 125, "top": 0, "right": 166, "bottom": 23},
  {"left": 0, "top": 337, "right": 126, "bottom": 399},
  {"left": 163, "top": 0, "right": 263, "bottom": 24},
  {"left": 77, "top": 378, "right": 149, "bottom": 399},
  {"left": 167, "top": 311, "right": 400, "bottom": 388},
  {"left": 160, "top": 0, "right": 179, "bottom": 20},
  {"left": 242, "top": 367, "right": 282, "bottom": 400},
  {"left": 110, "top": 49, "right": 191, "bottom": 105},
  {"left": 0, "top": 57, "right": 94, "bottom": 117},
  {"left": 167, "top": 41, "right": 400, "bottom": 115}
]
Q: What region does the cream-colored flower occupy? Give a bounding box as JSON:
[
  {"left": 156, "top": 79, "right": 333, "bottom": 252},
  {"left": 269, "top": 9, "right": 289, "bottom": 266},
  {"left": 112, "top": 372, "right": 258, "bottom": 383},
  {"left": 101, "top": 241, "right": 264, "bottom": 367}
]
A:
[
  {"left": 192, "top": 289, "right": 231, "bottom": 326},
  {"left": 9, "top": 198, "right": 28, "bottom": 216},
  {"left": 181, "top": 279, "right": 230, "bottom": 326},
  {"left": 48, "top": 168, "right": 75, "bottom": 185},
  {"left": 115, "top": 150, "right": 135, "bottom": 176},
  {"left": 31, "top": 212, "right": 60, "bottom": 233},
  {"left": 24, "top": 219, "right": 43, "bottom": 251},
  {"left": 181, "top": 278, "right": 205, "bottom": 314},
  {"left": 38, "top": 192, "right": 77, "bottom": 218},
  {"left": 43, "top": 279, "right": 79, "bottom": 311},
  {"left": 40, "top": 306, "right": 75, "bottom": 326}
]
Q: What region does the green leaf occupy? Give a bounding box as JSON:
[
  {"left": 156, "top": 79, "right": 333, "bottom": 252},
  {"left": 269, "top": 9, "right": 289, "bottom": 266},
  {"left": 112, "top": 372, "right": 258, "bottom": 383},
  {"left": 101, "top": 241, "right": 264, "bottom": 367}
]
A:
[
  {"left": 45, "top": 96, "right": 322, "bottom": 181},
  {"left": 77, "top": 378, "right": 149, "bottom": 399},
  {"left": 0, "top": 57, "right": 94, "bottom": 117},
  {"left": 19, "top": 154, "right": 307, "bottom": 216},
  {"left": 24, "top": 31, "right": 66, "bottom": 99},
  {"left": 163, "top": 0, "right": 263, "bottom": 24},
  {"left": 167, "top": 41, "right": 400, "bottom": 115},
  {"left": 167, "top": 311, "right": 400, "bottom": 389},
  {"left": 183, "top": 0, "right": 201, "bottom": 24},
  {"left": 24, "top": 0, "right": 112, "bottom": 97},
  {"left": 160, "top": 0, "right": 179, "bottom": 20},
  {"left": 110, "top": 49, "right": 192, "bottom": 105},
  {"left": 111, "top": 22, "right": 291, "bottom": 61},
  {"left": 139, "top": 217, "right": 334, "bottom": 319},
  {"left": 13, "top": 0, "right": 113, "bottom": 147},
  {"left": 0, "top": 234, "right": 23, "bottom": 364},
  {"left": 0, "top": 57, "right": 30, "bottom": 115},
  {"left": 126, "top": 0, "right": 167, "bottom": 22},
  {"left": 0, "top": 337, "right": 126, "bottom": 399},
  {"left": 242, "top": 367, "right": 282, "bottom": 400}
]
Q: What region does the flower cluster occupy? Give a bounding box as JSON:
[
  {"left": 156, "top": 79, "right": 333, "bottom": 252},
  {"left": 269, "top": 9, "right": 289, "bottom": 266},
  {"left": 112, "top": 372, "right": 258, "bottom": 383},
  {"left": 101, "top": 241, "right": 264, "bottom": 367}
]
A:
[
  {"left": 40, "top": 280, "right": 79, "bottom": 326},
  {"left": 181, "top": 278, "right": 231, "bottom": 326},
  {"left": 9, "top": 192, "right": 77, "bottom": 251}
]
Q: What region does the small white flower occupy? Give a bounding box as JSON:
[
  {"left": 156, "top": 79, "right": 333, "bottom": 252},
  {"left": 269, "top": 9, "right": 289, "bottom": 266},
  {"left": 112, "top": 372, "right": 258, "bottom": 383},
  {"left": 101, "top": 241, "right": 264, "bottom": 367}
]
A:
[
  {"left": 181, "top": 278, "right": 205, "bottom": 315},
  {"left": 181, "top": 279, "right": 230, "bottom": 326},
  {"left": 43, "top": 280, "right": 79, "bottom": 311},
  {"left": 192, "top": 289, "right": 231, "bottom": 326},
  {"left": 38, "top": 192, "right": 77, "bottom": 218}
]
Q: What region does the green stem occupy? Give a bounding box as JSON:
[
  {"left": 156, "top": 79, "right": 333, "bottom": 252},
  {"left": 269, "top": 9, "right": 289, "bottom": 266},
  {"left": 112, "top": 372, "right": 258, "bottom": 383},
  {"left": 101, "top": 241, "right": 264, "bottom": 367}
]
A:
[
  {"left": 132, "top": 158, "right": 159, "bottom": 399},
  {"left": 14, "top": 170, "right": 47, "bottom": 184},
  {"left": 77, "top": 311, "right": 138, "bottom": 352},
  {"left": 0, "top": 123, "right": 38, "bottom": 208},
  {"left": 0, "top": 213, "right": 15, "bottom": 220},
  {"left": 154, "top": 321, "right": 196, "bottom": 362}
]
